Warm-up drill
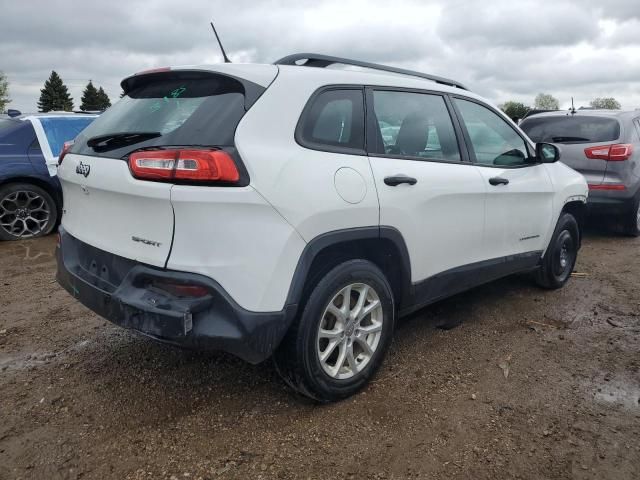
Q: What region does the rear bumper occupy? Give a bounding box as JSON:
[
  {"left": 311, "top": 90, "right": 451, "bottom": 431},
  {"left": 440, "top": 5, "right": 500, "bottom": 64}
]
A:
[
  {"left": 56, "top": 228, "right": 296, "bottom": 364},
  {"left": 587, "top": 183, "right": 639, "bottom": 216}
]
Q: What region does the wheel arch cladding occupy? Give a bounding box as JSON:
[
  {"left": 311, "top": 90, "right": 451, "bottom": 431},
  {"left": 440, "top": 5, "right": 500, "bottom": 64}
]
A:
[
  {"left": 561, "top": 200, "right": 586, "bottom": 248},
  {"left": 285, "top": 226, "right": 412, "bottom": 312}
]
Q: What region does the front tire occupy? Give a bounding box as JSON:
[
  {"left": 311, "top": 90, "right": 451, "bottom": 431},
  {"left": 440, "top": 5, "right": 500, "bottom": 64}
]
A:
[
  {"left": 535, "top": 212, "right": 579, "bottom": 289},
  {"left": 274, "top": 260, "right": 395, "bottom": 402},
  {"left": 0, "top": 183, "right": 58, "bottom": 241}
]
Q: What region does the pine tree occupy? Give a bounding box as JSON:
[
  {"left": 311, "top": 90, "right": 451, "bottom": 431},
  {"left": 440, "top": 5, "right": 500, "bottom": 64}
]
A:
[
  {"left": 96, "top": 87, "right": 111, "bottom": 110},
  {"left": 38, "top": 71, "right": 73, "bottom": 112},
  {"left": 80, "top": 80, "right": 100, "bottom": 111},
  {"left": 0, "top": 71, "right": 10, "bottom": 112}
]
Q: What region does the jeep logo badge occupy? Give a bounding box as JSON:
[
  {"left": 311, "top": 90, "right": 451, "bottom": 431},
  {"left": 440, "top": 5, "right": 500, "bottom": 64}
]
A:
[{"left": 76, "top": 162, "right": 90, "bottom": 178}]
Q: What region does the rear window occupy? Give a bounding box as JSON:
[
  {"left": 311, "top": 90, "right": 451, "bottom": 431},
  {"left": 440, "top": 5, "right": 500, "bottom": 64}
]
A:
[
  {"left": 39, "top": 117, "right": 95, "bottom": 157},
  {"left": 521, "top": 116, "right": 620, "bottom": 144},
  {"left": 72, "top": 72, "right": 260, "bottom": 159}
]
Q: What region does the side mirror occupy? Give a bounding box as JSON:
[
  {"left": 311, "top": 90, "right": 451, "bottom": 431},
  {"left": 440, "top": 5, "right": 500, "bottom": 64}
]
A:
[{"left": 536, "top": 142, "right": 560, "bottom": 163}]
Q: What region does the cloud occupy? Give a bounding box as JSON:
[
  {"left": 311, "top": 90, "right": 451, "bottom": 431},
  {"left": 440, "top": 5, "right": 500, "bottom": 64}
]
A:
[{"left": 1, "top": 0, "right": 639, "bottom": 112}]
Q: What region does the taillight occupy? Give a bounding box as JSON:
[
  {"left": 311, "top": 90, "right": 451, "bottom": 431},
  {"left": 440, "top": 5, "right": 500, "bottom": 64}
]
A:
[
  {"left": 588, "top": 184, "right": 626, "bottom": 191},
  {"left": 58, "top": 140, "right": 74, "bottom": 165},
  {"left": 584, "top": 144, "right": 633, "bottom": 161},
  {"left": 128, "top": 149, "right": 240, "bottom": 184}
]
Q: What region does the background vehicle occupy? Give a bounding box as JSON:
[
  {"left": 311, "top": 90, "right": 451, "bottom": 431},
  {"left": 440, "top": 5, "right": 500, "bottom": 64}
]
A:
[
  {"left": 0, "top": 113, "right": 97, "bottom": 240},
  {"left": 520, "top": 110, "right": 640, "bottom": 236},
  {"left": 56, "top": 55, "right": 588, "bottom": 401}
]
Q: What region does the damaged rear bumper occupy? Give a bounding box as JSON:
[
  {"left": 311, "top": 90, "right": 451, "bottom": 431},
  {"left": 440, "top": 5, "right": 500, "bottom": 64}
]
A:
[{"left": 56, "top": 227, "right": 296, "bottom": 364}]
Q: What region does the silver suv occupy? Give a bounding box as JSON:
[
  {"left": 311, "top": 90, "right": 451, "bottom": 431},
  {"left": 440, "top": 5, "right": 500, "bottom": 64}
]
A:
[{"left": 520, "top": 110, "right": 640, "bottom": 236}]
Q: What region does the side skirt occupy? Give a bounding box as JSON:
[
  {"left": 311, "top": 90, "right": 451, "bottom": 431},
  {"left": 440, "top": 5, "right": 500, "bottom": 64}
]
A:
[{"left": 399, "top": 251, "right": 543, "bottom": 317}]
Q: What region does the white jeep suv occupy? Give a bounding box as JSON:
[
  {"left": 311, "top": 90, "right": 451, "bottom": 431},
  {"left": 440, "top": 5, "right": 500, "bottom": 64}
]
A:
[{"left": 56, "top": 54, "right": 588, "bottom": 401}]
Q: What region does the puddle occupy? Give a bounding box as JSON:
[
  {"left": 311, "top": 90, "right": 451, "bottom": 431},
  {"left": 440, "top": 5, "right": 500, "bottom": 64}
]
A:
[
  {"left": 0, "top": 236, "right": 56, "bottom": 263},
  {"left": 592, "top": 379, "right": 640, "bottom": 410}
]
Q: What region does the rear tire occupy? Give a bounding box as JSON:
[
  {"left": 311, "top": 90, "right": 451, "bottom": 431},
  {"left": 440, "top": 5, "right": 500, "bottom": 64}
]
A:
[
  {"left": 535, "top": 212, "right": 579, "bottom": 289},
  {"left": 0, "top": 183, "right": 58, "bottom": 241},
  {"left": 622, "top": 196, "right": 640, "bottom": 237},
  {"left": 274, "top": 259, "right": 395, "bottom": 402}
]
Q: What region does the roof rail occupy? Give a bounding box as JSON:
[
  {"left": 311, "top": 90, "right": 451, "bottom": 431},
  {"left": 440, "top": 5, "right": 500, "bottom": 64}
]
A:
[{"left": 274, "top": 53, "right": 468, "bottom": 90}]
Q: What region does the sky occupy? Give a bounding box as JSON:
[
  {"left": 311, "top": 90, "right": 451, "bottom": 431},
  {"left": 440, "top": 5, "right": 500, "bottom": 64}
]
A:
[{"left": 2, "top": 0, "right": 639, "bottom": 112}]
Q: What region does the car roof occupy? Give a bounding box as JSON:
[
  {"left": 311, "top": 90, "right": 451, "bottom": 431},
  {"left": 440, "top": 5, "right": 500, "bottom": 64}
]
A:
[{"left": 169, "top": 62, "right": 486, "bottom": 101}]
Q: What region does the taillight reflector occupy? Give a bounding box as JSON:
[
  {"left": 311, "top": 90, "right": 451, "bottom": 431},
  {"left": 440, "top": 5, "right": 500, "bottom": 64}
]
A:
[
  {"left": 584, "top": 144, "right": 633, "bottom": 161},
  {"left": 58, "top": 140, "right": 74, "bottom": 165},
  {"left": 129, "top": 149, "right": 240, "bottom": 183},
  {"left": 152, "top": 281, "right": 209, "bottom": 298},
  {"left": 588, "top": 184, "right": 626, "bottom": 191}
]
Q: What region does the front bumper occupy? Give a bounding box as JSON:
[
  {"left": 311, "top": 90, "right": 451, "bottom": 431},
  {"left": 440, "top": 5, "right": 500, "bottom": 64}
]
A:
[{"left": 56, "top": 228, "right": 296, "bottom": 364}]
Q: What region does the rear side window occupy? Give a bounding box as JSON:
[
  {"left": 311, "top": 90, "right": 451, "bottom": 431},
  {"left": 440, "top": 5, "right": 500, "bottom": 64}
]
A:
[
  {"left": 297, "top": 89, "right": 365, "bottom": 153},
  {"left": 370, "top": 90, "right": 461, "bottom": 161},
  {"left": 521, "top": 116, "right": 621, "bottom": 144},
  {"left": 73, "top": 72, "right": 262, "bottom": 159},
  {"left": 39, "top": 117, "right": 95, "bottom": 157}
]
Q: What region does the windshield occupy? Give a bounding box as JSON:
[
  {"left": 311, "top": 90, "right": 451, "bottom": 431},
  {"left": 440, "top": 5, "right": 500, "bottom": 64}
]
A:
[
  {"left": 39, "top": 117, "right": 96, "bottom": 157},
  {"left": 521, "top": 116, "right": 620, "bottom": 144},
  {"left": 72, "top": 72, "right": 258, "bottom": 159}
]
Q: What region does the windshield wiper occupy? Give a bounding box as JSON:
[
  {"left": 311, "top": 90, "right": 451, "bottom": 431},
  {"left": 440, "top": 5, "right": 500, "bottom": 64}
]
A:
[
  {"left": 87, "top": 132, "right": 161, "bottom": 152},
  {"left": 551, "top": 136, "right": 590, "bottom": 143}
]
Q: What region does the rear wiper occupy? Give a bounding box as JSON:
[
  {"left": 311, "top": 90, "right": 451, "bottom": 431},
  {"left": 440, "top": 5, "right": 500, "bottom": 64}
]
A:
[
  {"left": 551, "top": 136, "right": 590, "bottom": 143},
  {"left": 87, "top": 132, "right": 161, "bottom": 152}
]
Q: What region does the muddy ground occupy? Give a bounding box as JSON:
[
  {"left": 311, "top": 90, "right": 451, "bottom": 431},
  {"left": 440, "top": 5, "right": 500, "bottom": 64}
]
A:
[{"left": 0, "top": 230, "right": 638, "bottom": 480}]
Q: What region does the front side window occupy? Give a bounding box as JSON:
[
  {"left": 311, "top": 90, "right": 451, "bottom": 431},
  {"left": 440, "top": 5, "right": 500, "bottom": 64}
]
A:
[
  {"left": 371, "top": 90, "right": 461, "bottom": 161},
  {"left": 298, "top": 89, "right": 364, "bottom": 152},
  {"left": 454, "top": 98, "right": 529, "bottom": 167}
]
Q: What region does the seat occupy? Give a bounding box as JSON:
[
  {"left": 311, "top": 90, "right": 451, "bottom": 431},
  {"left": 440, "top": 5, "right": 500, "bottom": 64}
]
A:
[{"left": 393, "top": 112, "right": 430, "bottom": 156}]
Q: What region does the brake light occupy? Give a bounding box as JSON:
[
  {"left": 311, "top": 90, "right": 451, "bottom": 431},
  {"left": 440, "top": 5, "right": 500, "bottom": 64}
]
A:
[
  {"left": 58, "top": 140, "right": 74, "bottom": 165},
  {"left": 129, "top": 149, "right": 240, "bottom": 183},
  {"left": 588, "top": 184, "right": 626, "bottom": 191},
  {"left": 584, "top": 144, "right": 633, "bottom": 161}
]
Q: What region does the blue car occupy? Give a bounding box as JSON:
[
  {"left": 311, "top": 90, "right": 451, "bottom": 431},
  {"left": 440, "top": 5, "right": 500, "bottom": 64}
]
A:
[{"left": 0, "top": 113, "right": 96, "bottom": 240}]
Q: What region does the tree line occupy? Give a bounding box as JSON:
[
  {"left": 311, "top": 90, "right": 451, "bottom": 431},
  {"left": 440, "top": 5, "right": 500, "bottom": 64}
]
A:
[
  {"left": 0, "top": 70, "right": 627, "bottom": 118},
  {"left": 0, "top": 70, "right": 112, "bottom": 113},
  {"left": 500, "top": 93, "right": 622, "bottom": 121}
]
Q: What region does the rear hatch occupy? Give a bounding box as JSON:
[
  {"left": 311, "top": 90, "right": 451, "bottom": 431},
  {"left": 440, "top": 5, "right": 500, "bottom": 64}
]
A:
[
  {"left": 521, "top": 114, "right": 621, "bottom": 185},
  {"left": 58, "top": 68, "right": 271, "bottom": 267}
]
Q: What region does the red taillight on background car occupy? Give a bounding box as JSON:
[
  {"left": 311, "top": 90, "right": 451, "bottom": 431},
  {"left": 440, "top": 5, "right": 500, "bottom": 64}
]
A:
[
  {"left": 58, "top": 140, "right": 74, "bottom": 165},
  {"left": 588, "top": 184, "right": 626, "bottom": 191},
  {"left": 129, "top": 149, "right": 240, "bottom": 184},
  {"left": 584, "top": 144, "right": 633, "bottom": 161}
]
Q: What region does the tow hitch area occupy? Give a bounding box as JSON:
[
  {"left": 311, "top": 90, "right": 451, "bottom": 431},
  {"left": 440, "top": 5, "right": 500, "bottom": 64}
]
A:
[{"left": 116, "top": 279, "right": 213, "bottom": 337}]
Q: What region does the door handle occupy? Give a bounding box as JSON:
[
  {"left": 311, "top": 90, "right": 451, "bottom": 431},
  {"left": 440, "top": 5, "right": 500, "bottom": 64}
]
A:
[
  {"left": 384, "top": 175, "right": 417, "bottom": 186},
  {"left": 489, "top": 177, "right": 509, "bottom": 186}
]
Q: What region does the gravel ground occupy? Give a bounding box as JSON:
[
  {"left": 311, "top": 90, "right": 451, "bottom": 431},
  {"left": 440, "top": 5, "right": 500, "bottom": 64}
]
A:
[{"left": 0, "top": 230, "right": 638, "bottom": 480}]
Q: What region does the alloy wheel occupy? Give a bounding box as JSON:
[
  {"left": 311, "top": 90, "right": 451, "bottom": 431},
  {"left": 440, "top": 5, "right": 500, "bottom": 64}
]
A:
[
  {"left": 317, "top": 283, "right": 384, "bottom": 380},
  {"left": 0, "top": 190, "right": 51, "bottom": 238}
]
